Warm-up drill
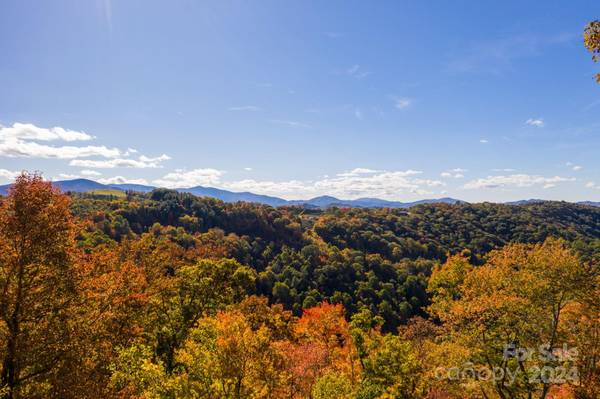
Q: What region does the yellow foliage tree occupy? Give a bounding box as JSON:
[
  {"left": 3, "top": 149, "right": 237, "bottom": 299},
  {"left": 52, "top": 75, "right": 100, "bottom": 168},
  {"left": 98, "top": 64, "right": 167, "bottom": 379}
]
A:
[
  {"left": 584, "top": 20, "right": 600, "bottom": 83},
  {"left": 428, "top": 239, "right": 594, "bottom": 399}
]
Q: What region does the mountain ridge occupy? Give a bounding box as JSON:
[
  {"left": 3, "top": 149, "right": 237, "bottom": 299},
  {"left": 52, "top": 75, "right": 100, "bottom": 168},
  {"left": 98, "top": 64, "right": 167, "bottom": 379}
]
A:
[{"left": 0, "top": 178, "right": 598, "bottom": 208}]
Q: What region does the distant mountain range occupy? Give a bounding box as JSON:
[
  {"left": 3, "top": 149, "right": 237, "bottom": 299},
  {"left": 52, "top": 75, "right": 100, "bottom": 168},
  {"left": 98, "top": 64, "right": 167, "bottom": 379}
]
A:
[{"left": 0, "top": 178, "right": 598, "bottom": 208}]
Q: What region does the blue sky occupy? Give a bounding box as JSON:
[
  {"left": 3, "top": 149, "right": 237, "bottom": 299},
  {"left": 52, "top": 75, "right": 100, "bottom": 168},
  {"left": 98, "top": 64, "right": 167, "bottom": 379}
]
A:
[{"left": 1, "top": 0, "right": 599, "bottom": 202}]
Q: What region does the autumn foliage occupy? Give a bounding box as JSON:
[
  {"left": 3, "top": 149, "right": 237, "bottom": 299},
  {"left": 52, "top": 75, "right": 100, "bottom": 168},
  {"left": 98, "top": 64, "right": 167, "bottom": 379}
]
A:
[{"left": 0, "top": 174, "right": 598, "bottom": 398}]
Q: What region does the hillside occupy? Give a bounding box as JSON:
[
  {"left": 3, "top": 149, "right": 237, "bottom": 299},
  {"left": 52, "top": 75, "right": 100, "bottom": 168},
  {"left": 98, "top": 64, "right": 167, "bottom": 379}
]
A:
[{"left": 72, "top": 189, "right": 600, "bottom": 330}]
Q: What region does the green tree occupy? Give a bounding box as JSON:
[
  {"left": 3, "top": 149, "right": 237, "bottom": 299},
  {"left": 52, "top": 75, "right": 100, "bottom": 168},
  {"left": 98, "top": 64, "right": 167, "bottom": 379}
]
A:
[{"left": 148, "top": 258, "right": 256, "bottom": 373}]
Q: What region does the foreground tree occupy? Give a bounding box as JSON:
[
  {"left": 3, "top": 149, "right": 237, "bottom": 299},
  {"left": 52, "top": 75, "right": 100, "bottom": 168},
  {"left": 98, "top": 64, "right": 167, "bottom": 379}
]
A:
[
  {"left": 584, "top": 20, "right": 600, "bottom": 83},
  {"left": 429, "top": 239, "right": 594, "bottom": 399},
  {"left": 0, "top": 173, "right": 77, "bottom": 398}
]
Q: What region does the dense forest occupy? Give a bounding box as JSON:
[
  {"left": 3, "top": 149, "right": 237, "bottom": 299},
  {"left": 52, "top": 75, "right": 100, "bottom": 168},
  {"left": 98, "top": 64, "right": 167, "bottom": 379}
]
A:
[{"left": 1, "top": 174, "right": 599, "bottom": 399}]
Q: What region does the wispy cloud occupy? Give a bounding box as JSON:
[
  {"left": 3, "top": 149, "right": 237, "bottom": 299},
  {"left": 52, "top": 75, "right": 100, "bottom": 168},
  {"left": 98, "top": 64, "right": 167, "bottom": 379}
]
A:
[
  {"left": 57, "top": 173, "right": 81, "bottom": 180},
  {"left": 447, "top": 32, "right": 576, "bottom": 75},
  {"left": 324, "top": 31, "right": 344, "bottom": 39},
  {"left": 492, "top": 168, "right": 516, "bottom": 172},
  {"left": 100, "top": 0, "right": 113, "bottom": 34},
  {"left": 479, "top": 139, "right": 489, "bottom": 143},
  {"left": 440, "top": 168, "right": 467, "bottom": 178},
  {"left": 582, "top": 99, "right": 600, "bottom": 112},
  {"left": 525, "top": 118, "right": 544, "bottom": 127},
  {"left": 81, "top": 169, "right": 102, "bottom": 176},
  {"left": 98, "top": 176, "right": 150, "bottom": 185},
  {"left": 269, "top": 119, "right": 311, "bottom": 128},
  {"left": 464, "top": 174, "right": 575, "bottom": 190},
  {"left": 346, "top": 64, "right": 371, "bottom": 78},
  {"left": 336, "top": 168, "right": 383, "bottom": 177},
  {"left": 391, "top": 96, "right": 412, "bottom": 110},
  {"left": 566, "top": 162, "right": 582, "bottom": 171},
  {"left": 228, "top": 106, "right": 261, "bottom": 111}
]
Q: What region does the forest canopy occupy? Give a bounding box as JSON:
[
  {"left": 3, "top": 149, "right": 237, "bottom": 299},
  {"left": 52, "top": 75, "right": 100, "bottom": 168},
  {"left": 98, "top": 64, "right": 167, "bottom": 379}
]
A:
[{"left": 0, "top": 174, "right": 598, "bottom": 398}]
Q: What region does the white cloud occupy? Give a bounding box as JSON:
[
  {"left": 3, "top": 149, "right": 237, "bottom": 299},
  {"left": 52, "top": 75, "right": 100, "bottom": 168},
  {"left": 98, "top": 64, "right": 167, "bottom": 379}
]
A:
[
  {"left": 307, "top": 170, "right": 440, "bottom": 198},
  {"left": 352, "top": 168, "right": 381, "bottom": 174},
  {"left": 0, "top": 122, "right": 93, "bottom": 142},
  {"left": 98, "top": 176, "right": 150, "bottom": 185},
  {"left": 151, "top": 167, "right": 443, "bottom": 200},
  {"left": 69, "top": 154, "right": 170, "bottom": 169},
  {"left": 441, "top": 168, "right": 467, "bottom": 178},
  {"left": 525, "top": 118, "right": 544, "bottom": 127},
  {"left": 464, "top": 174, "right": 575, "bottom": 190},
  {"left": 244, "top": 167, "right": 253, "bottom": 171},
  {"left": 0, "top": 123, "right": 170, "bottom": 170},
  {"left": 153, "top": 168, "right": 224, "bottom": 188},
  {"left": 80, "top": 169, "right": 102, "bottom": 176},
  {"left": 336, "top": 168, "right": 383, "bottom": 177},
  {"left": 224, "top": 169, "right": 439, "bottom": 200},
  {"left": 566, "top": 162, "right": 582, "bottom": 171},
  {"left": 57, "top": 173, "right": 80, "bottom": 179},
  {"left": 229, "top": 106, "right": 260, "bottom": 111},
  {"left": 479, "top": 139, "right": 489, "bottom": 143},
  {"left": 391, "top": 96, "right": 412, "bottom": 110},
  {"left": 0, "top": 140, "right": 121, "bottom": 159},
  {"left": 0, "top": 168, "right": 20, "bottom": 182},
  {"left": 139, "top": 154, "right": 171, "bottom": 163},
  {"left": 586, "top": 182, "right": 600, "bottom": 190},
  {"left": 413, "top": 178, "right": 446, "bottom": 187},
  {"left": 0, "top": 122, "right": 118, "bottom": 159}
]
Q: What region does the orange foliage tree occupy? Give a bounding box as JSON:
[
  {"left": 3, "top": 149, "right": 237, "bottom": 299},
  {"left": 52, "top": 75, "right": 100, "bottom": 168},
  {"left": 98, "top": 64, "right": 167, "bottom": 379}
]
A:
[{"left": 0, "top": 173, "right": 77, "bottom": 398}]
